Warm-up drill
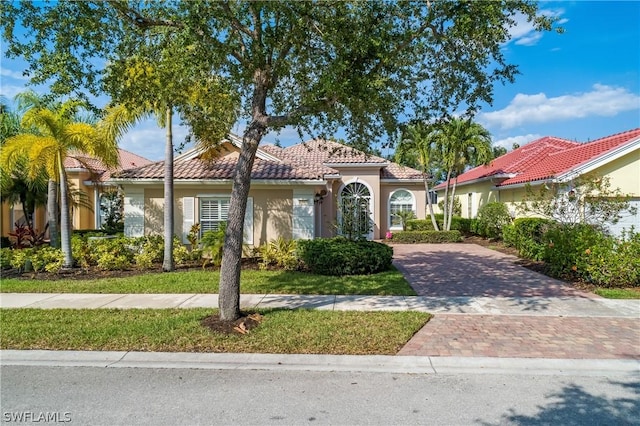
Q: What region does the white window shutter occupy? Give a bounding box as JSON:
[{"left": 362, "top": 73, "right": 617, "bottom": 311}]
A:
[
  {"left": 124, "top": 191, "right": 145, "bottom": 237},
  {"left": 182, "top": 197, "right": 195, "bottom": 244},
  {"left": 292, "top": 191, "right": 315, "bottom": 240},
  {"left": 243, "top": 197, "right": 254, "bottom": 245}
]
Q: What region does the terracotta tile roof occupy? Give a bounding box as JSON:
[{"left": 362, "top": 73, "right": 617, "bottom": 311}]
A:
[
  {"left": 64, "top": 149, "right": 153, "bottom": 182},
  {"left": 434, "top": 128, "right": 640, "bottom": 189},
  {"left": 117, "top": 138, "right": 423, "bottom": 182},
  {"left": 116, "top": 156, "right": 326, "bottom": 180},
  {"left": 283, "top": 139, "right": 388, "bottom": 164},
  {"left": 500, "top": 128, "right": 640, "bottom": 186}
]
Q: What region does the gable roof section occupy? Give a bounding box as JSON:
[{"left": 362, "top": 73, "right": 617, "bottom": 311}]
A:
[
  {"left": 65, "top": 148, "right": 153, "bottom": 182},
  {"left": 116, "top": 156, "right": 324, "bottom": 180},
  {"left": 434, "top": 128, "right": 640, "bottom": 189},
  {"left": 115, "top": 136, "right": 423, "bottom": 182},
  {"left": 500, "top": 128, "right": 640, "bottom": 186}
]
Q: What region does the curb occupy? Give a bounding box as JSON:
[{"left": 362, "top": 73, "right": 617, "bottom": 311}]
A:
[{"left": 1, "top": 350, "right": 638, "bottom": 377}]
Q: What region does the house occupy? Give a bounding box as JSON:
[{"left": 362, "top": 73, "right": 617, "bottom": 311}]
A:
[
  {"left": 111, "top": 135, "right": 426, "bottom": 245},
  {"left": 433, "top": 128, "right": 640, "bottom": 236},
  {"left": 0, "top": 148, "right": 153, "bottom": 238}
]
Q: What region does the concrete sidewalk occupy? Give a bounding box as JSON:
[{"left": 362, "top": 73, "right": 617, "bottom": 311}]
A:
[{"left": 1, "top": 292, "right": 639, "bottom": 317}]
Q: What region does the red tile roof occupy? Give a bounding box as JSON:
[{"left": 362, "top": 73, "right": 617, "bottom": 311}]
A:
[
  {"left": 116, "top": 138, "right": 423, "bottom": 182},
  {"left": 64, "top": 149, "right": 153, "bottom": 182},
  {"left": 435, "top": 129, "right": 640, "bottom": 189}
]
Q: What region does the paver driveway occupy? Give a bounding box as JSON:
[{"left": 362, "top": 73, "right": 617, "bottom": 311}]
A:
[{"left": 392, "top": 244, "right": 640, "bottom": 360}]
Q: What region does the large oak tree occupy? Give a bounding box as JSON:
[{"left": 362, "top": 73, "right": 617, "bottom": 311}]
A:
[{"left": 1, "top": 1, "right": 558, "bottom": 321}]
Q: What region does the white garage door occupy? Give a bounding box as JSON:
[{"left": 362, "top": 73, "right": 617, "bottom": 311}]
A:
[{"left": 607, "top": 200, "right": 640, "bottom": 238}]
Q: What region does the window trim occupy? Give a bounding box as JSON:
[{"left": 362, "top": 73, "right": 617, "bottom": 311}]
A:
[{"left": 388, "top": 188, "right": 416, "bottom": 230}]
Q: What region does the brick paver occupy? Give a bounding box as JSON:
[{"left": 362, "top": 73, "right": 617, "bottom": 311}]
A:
[
  {"left": 391, "top": 243, "right": 590, "bottom": 298},
  {"left": 398, "top": 314, "right": 640, "bottom": 359},
  {"left": 392, "top": 244, "right": 640, "bottom": 359}
]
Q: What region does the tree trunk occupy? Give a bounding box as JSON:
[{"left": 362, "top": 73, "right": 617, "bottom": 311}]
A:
[
  {"left": 47, "top": 180, "right": 59, "bottom": 248},
  {"left": 218, "top": 122, "right": 264, "bottom": 321},
  {"left": 58, "top": 153, "right": 73, "bottom": 268},
  {"left": 447, "top": 176, "right": 458, "bottom": 231},
  {"left": 443, "top": 169, "right": 452, "bottom": 231},
  {"left": 423, "top": 173, "right": 439, "bottom": 231},
  {"left": 162, "top": 107, "right": 174, "bottom": 272}
]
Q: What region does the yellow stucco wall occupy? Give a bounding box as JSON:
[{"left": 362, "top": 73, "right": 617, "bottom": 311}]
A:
[
  {"left": 128, "top": 185, "right": 304, "bottom": 247},
  {"left": 590, "top": 149, "right": 640, "bottom": 195}
]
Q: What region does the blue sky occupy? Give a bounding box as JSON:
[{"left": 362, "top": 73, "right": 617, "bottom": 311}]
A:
[{"left": 1, "top": 1, "right": 638, "bottom": 161}]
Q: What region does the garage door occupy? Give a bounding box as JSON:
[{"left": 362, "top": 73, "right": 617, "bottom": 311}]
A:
[{"left": 606, "top": 200, "right": 640, "bottom": 238}]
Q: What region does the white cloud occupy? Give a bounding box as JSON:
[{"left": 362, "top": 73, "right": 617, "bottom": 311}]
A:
[
  {"left": 480, "top": 84, "right": 640, "bottom": 129},
  {"left": 0, "top": 84, "right": 27, "bottom": 99},
  {"left": 0, "top": 68, "right": 30, "bottom": 81},
  {"left": 493, "top": 134, "right": 542, "bottom": 150},
  {"left": 507, "top": 8, "right": 565, "bottom": 46}
]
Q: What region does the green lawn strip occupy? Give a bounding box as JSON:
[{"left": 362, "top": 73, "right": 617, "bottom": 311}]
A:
[
  {"left": 0, "top": 268, "right": 415, "bottom": 296},
  {"left": 0, "top": 308, "right": 430, "bottom": 355},
  {"left": 594, "top": 287, "right": 640, "bottom": 299}
]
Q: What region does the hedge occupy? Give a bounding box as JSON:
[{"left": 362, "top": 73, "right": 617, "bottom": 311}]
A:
[
  {"left": 406, "top": 216, "right": 474, "bottom": 234},
  {"left": 297, "top": 237, "right": 393, "bottom": 276},
  {"left": 391, "top": 230, "right": 462, "bottom": 243}
]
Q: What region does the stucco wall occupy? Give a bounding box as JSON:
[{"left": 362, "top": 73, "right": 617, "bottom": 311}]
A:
[
  {"left": 591, "top": 149, "right": 640, "bottom": 196},
  {"left": 379, "top": 183, "right": 426, "bottom": 233}
]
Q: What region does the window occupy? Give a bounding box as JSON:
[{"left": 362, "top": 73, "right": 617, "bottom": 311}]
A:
[
  {"left": 200, "top": 198, "right": 230, "bottom": 234},
  {"left": 428, "top": 191, "right": 437, "bottom": 205},
  {"left": 389, "top": 189, "right": 415, "bottom": 229}
]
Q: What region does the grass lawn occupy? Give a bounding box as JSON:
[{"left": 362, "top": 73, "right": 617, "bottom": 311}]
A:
[
  {"left": 0, "top": 268, "right": 416, "bottom": 296},
  {"left": 594, "top": 287, "right": 640, "bottom": 299},
  {"left": 0, "top": 308, "right": 430, "bottom": 355}
]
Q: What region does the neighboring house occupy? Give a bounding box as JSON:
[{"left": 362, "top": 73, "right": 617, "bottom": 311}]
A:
[
  {"left": 433, "top": 128, "right": 640, "bottom": 236},
  {"left": 0, "top": 148, "right": 152, "bottom": 238},
  {"left": 111, "top": 135, "right": 425, "bottom": 245}
]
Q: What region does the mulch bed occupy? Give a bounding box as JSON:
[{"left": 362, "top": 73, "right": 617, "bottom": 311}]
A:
[{"left": 201, "top": 311, "right": 264, "bottom": 335}]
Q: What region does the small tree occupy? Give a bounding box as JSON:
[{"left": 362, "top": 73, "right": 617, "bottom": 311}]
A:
[
  {"left": 100, "top": 188, "right": 124, "bottom": 234},
  {"left": 337, "top": 196, "right": 373, "bottom": 241},
  {"left": 517, "top": 174, "right": 636, "bottom": 230},
  {"left": 393, "top": 210, "right": 417, "bottom": 232}
]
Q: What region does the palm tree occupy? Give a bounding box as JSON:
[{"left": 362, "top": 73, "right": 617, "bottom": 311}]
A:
[
  {"left": 396, "top": 122, "right": 441, "bottom": 231},
  {"left": 0, "top": 96, "right": 49, "bottom": 233},
  {"left": 438, "top": 118, "right": 493, "bottom": 230},
  {"left": 1, "top": 100, "right": 119, "bottom": 267},
  {"left": 102, "top": 102, "right": 176, "bottom": 271}
]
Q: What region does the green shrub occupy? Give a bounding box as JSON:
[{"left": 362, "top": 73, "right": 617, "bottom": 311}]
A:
[
  {"left": 406, "top": 215, "right": 472, "bottom": 233},
  {"left": 584, "top": 231, "right": 640, "bottom": 287},
  {"left": 297, "top": 237, "right": 392, "bottom": 275},
  {"left": 173, "top": 241, "right": 192, "bottom": 266},
  {"left": 503, "top": 218, "right": 554, "bottom": 261},
  {"left": 9, "top": 248, "right": 32, "bottom": 271},
  {"left": 259, "top": 237, "right": 299, "bottom": 270},
  {"left": 72, "top": 234, "right": 93, "bottom": 268},
  {"left": 406, "top": 219, "right": 437, "bottom": 231},
  {"left": 30, "top": 247, "right": 65, "bottom": 273},
  {"left": 392, "top": 230, "right": 462, "bottom": 243},
  {"left": 200, "top": 223, "right": 226, "bottom": 267},
  {"left": 543, "top": 223, "right": 605, "bottom": 281},
  {"left": 450, "top": 217, "right": 474, "bottom": 234},
  {"left": 131, "top": 235, "right": 165, "bottom": 264},
  {"left": 0, "top": 247, "right": 13, "bottom": 269},
  {"left": 474, "top": 202, "right": 512, "bottom": 239},
  {"left": 91, "top": 236, "right": 135, "bottom": 271}
]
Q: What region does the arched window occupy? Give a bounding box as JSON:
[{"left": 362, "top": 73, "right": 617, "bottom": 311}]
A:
[
  {"left": 389, "top": 189, "right": 415, "bottom": 230},
  {"left": 339, "top": 182, "right": 373, "bottom": 240}
]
